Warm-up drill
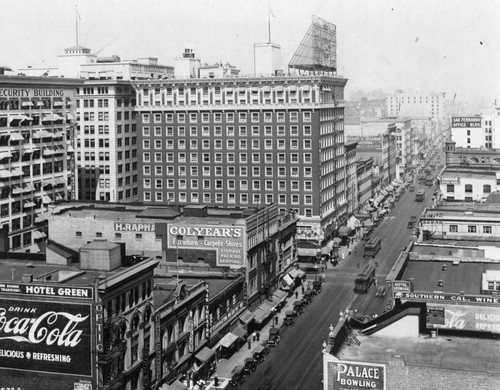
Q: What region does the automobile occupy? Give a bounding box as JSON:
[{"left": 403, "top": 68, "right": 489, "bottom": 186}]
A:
[
  {"left": 244, "top": 357, "right": 257, "bottom": 373},
  {"left": 293, "top": 300, "right": 304, "bottom": 315},
  {"left": 252, "top": 345, "right": 269, "bottom": 363},
  {"left": 229, "top": 366, "right": 246, "bottom": 387},
  {"left": 409, "top": 185, "right": 415, "bottom": 192},
  {"left": 302, "top": 289, "right": 313, "bottom": 304},
  {"left": 284, "top": 310, "right": 295, "bottom": 325},
  {"left": 267, "top": 327, "right": 280, "bottom": 347},
  {"left": 312, "top": 280, "right": 323, "bottom": 294}
]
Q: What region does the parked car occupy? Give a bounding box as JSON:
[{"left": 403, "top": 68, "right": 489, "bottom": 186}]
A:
[{"left": 267, "top": 327, "right": 280, "bottom": 347}]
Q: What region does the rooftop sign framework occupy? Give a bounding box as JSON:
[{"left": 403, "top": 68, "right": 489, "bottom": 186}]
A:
[{"left": 289, "top": 16, "right": 337, "bottom": 74}]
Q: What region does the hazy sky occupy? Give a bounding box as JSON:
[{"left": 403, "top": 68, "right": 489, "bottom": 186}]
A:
[{"left": 2, "top": 0, "right": 499, "bottom": 107}]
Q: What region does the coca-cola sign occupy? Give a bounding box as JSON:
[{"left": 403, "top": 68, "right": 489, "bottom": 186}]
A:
[
  {"left": 0, "top": 298, "right": 92, "bottom": 376},
  {"left": 427, "top": 304, "right": 500, "bottom": 334}
]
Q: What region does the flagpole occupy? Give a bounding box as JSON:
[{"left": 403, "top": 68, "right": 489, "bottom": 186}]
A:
[
  {"left": 267, "top": 0, "right": 271, "bottom": 44},
  {"left": 75, "top": 5, "right": 79, "bottom": 46}
]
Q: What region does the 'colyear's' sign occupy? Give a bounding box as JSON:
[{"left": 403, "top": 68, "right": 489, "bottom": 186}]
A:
[{"left": 167, "top": 224, "right": 246, "bottom": 268}]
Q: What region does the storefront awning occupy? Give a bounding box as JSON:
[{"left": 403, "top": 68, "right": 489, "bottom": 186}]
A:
[
  {"left": 216, "top": 332, "right": 239, "bottom": 349},
  {"left": 195, "top": 346, "right": 216, "bottom": 363},
  {"left": 338, "top": 226, "right": 352, "bottom": 237},
  {"left": 385, "top": 185, "right": 394, "bottom": 192},
  {"left": 253, "top": 308, "right": 271, "bottom": 324},
  {"left": 380, "top": 189, "right": 388, "bottom": 196},
  {"left": 272, "top": 289, "right": 288, "bottom": 303},
  {"left": 296, "top": 248, "right": 318, "bottom": 257},
  {"left": 289, "top": 268, "right": 300, "bottom": 279},
  {"left": 239, "top": 310, "right": 255, "bottom": 325},
  {"left": 374, "top": 194, "right": 385, "bottom": 204},
  {"left": 258, "top": 300, "right": 274, "bottom": 313},
  {"left": 281, "top": 274, "right": 294, "bottom": 287},
  {"left": 231, "top": 325, "right": 247, "bottom": 339}
]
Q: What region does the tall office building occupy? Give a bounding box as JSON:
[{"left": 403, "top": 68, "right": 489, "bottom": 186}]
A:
[
  {"left": 133, "top": 16, "right": 348, "bottom": 238},
  {"left": 133, "top": 73, "right": 347, "bottom": 235},
  {"left": 73, "top": 54, "right": 174, "bottom": 202},
  {"left": 0, "top": 75, "right": 80, "bottom": 251}
]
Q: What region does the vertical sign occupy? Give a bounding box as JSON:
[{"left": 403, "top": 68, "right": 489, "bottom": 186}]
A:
[
  {"left": 188, "top": 311, "right": 194, "bottom": 353},
  {"left": 95, "top": 303, "right": 104, "bottom": 353},
  {"left": 154, "top": 315, "right": 162, "bottom": 382},
  {"left": 204, "top": 283, "right": 211, "bottom": 341}
]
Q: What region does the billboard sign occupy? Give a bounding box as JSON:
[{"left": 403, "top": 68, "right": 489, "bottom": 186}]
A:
[
  {"left": 325, "top": 359, "right": 386, "bottom": 390},
  {"left": 0, "top": 298, "right": 92, "bottom": 376},
  {"left": 427, "top": 304, "right": 500, "bottom": 334},
  {"left": 167, "top": 224, "right": 246, "bottom": 268},
  {"left": 451, "top": 117, "right": 481, "bottom": 128},
  {"left": 394, "top": 291, "right": 500, "bottom": 306}
]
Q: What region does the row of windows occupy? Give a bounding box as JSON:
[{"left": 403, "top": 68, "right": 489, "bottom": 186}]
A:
[
  {"left": 142, "top": 124, "right": 312, "bottom": 137},
  {"left": 142, "top": 191, "right": 314, "bottom": 206},
  {"left": 143, "top": 152, "right": 313, "bottom": 164},
  {"left": 143, "top": 165, "right": 314, "bottom": 177},
  {"left": 142, "top": 111, "right": 312, "bottom": 124},
  {"left": 142, "top": 138, "right": 313, "bottom": 150},
  {"left": 448, "top": 225, "right": 492, "bottom": 234},
  {"left": 446, "top": 184, "right": 492, "bottom": 193},
  {"left": 143, "top": 178, "right": 313, "bottom": 191}
]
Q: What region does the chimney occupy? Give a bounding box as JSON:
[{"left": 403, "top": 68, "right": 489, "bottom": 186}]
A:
[{"left": 22, "top": 274, "right": 33, "bottom": 283}]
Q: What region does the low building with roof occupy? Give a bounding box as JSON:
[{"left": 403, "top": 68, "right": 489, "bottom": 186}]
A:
[
  {"left": 0, "top": 239, "right": 158, "bottom": 390},
  {"left": 419, "top": 202, "right": 500, "bottom": 241},
  {"left": 437, "top": 164, "right": 500, "bottom": 202}
]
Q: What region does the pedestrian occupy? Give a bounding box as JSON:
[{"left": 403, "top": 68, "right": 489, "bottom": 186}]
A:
[
  {"left": 248, "top": 339, "right": 251, "bottom": 349},
  {"left": 341, "top": 253, "right": 345, "bottom": 261},
  {"left": 348, "top": 249, "right": 351, "bottom": 256},
  {"left": 256, "top": 332, "right": 260, "bottom": 341},
  {"left": 252, "top": 332, "right": 256, "bottom": 341},
  {"left": 374, "top": 278, "right": 378, "bottom": 287},
  {"left": 214, "top": 376, "right": 219, "bottom": 387},
  {"left": 295, "top": 291, "right": 298, "bottom": 299}
]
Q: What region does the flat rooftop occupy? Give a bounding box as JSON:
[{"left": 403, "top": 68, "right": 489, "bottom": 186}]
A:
[
  {"left": 401, "top": 260, "right": 500, "bottom": 295},
  {"left": 336, "top": 333, "right": 500, "bottom": 389}
]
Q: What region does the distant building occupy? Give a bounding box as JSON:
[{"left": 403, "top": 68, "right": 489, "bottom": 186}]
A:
[
  {"left": 345, "top": 118, "right": 397, "bottom": 187},
  {"left": 174, "top": 48, "right": 201, "bottom": 79},
  {"left": 386, "top": 90, "right": 446, "bottom": 122},
  {"left": 345, "top": 142, "right": 358, "bottom": 214},
  {"left": 199, "top": 62, "right": 240, "bottom": 78},
  {"left": 0, "top": 74, "right": 80, "bottom": 252},
  {"left": 356, "top": 158, "right": 374, "bottom": 209}
]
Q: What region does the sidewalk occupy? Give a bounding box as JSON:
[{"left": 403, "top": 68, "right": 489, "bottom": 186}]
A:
[{"left": 206, "top": 283, "right": 312, "bottom": 388}]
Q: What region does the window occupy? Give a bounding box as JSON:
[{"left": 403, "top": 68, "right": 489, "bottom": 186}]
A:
[
  {"left": 303, "top": 112, "right": 311, "bottom": 122},
  {"left": 467, "top": 225, "right": 477, "bottom": 233},
  {"left": 483, "top": 226, "right": 492, "bottom": 234},
  {"left": 446, "top": 184, "right": 454, "bottom": 193},
  {"left": 465, "top": 184, "right": 473, "bottom": 193},
  {"left": 303, "top": 139, "right": 312, "bottom": 149},
  {"left": 483, "top": 184, "right": 491, "bottom": 193}
]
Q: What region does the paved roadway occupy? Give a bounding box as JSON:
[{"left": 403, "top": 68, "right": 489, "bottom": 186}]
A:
[{"left": 240, "top": 184, "right": 435, "bottom": 390}]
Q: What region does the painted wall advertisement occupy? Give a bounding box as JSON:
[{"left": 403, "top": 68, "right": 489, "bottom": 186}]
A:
[
  {"left": 167, "top": 224, "right": 246, "bottom": 268},
  {"left": 427, "top": 304, "right": 500, "bottom": 334},
  {"left": 0, "top": 298, "right": 92, "bottom": 376},
  {"left": 451, "top": 116, "right": 481, "bottom": 128},
  {"left": 325, "top": 358, "right": 386, "bottom": 390}
]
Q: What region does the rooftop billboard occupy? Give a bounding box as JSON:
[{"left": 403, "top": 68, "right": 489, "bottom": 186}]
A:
[
  {"left": 427, "top": 304, "right": 500, "bottom": 334},
  {"left": 0, "top": 298, "right": 92, "bottom": 376},
  {"left": 167, "top": 224, "right": 246, "bottom": 268},
  {"left": 324, "top": 357, "right": 386, "bottom": 390}
]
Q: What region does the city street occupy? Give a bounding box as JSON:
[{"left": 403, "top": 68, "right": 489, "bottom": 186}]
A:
[{"left": 240, "top": 183, "right": 434, "bottom": 390}]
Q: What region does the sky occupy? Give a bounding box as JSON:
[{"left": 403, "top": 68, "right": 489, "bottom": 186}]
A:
[{"left": 2, "top": 0, "right": 499, "bottom": 108}]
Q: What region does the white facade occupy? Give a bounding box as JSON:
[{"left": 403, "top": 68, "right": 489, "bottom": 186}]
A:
[
  {"left": 174, "top": 48, "right": 201, "bottom": 79},
  {"left": 254, "top": 43, "right": 282, "bottom": 76},
  {"left": 386, "top": 91, "right": 445, "bottom": 122},
  {"left": 57, "top": 45, "right": 97, "bottom": 78},
  {"left": 440, "top": 171, "right": 499, "bottom": 201}
]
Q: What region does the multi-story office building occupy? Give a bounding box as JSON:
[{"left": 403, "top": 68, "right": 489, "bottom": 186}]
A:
[
  {"left": 356, "top": 158, "right": 374, "bottom": 211},
  {"left": 0, "top": 75, "right": 80, "bottom": 252},
  {"left": 73, "top": 53, "right": 174, "bottom": 202},
  {"left": 133, "top": 73, "right": 348, "bottom": 237},
  {"left": 345, "top": 142, "right": 358, "bottom": 214},
  {"left": 386, "top": 90, "right": 446, "bottom": 122}
]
